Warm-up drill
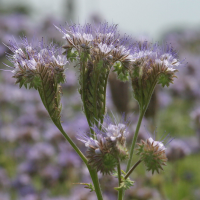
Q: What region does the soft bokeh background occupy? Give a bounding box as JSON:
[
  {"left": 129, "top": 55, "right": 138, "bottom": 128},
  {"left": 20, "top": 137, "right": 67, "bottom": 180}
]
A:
[{"left": 0, "top": 0, "right": 200, "bottom": 200}]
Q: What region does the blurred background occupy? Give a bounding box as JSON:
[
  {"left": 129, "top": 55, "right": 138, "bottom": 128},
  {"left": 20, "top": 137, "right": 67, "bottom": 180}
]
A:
[{"left": 0, "top": 0, "right": 200, "bottom": 199}]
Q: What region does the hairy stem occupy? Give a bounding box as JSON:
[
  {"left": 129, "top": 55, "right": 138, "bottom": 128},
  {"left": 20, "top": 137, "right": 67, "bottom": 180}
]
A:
[
  {"left": 126, "top": 108, "right": 145, "bottom": 172},
  {"left": 88, "top": 167, "right": 104, "bottom": 200},
  {"left": 117, "top": 162, "right": 123, "bottom": 200},
  {"left": 54, "top": 121, "right": 103, "bottom": 199},
  {"left": 126, "top": 82, "right": 157, "bottom": 172},
  {"left": 124, "top": 160, "right": 142, "bottom": 180},
  {"left": 56, "top": 124, "right": 88, "bottom": 164}
]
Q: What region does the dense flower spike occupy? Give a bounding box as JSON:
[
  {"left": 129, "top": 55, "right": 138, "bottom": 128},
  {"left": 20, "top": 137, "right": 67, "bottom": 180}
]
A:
[
  {"left": 136, "top": 137, "right": 167, "bottom": 174},
  {"left": 5, "top": 37, "right": 68, "bottom": 126},
  {"left": 79, "top": 115, "right": 129, "bottom": 174},
  {"left": 56, "top": 23, "right": 134, "bottom": 128},
  {"left": 129, "top": 41, "right": 181, "bottom": 108}
]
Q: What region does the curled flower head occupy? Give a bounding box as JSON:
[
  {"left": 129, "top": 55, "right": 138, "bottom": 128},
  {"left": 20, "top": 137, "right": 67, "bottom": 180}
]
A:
[
  {"left": 56, "top": 22, "right": 135, "bottom": 126},
  {"left": 130, "top": 42, "right": 181, "bottom": 84},
  {"left": 129, "top": 41, "right": 181, "bottom": 107},
  {"left": 131, "top": 41, "right": 158, "bottom": 63},
  {"left": 79, "top": 134, "right": 118, "bottom": 175},
  {"left": 56, "top": 22, "right": 134, "bottom": 65},
  {"left": 5, "top": 37, "right": 68, "bottom": 89},
  {"left": 97, "top": 114, "right": 129, "bottom": 146},
  {"left": 78, "top": 114, "right": 130, "bottom": 174},
  {"left": 5, "top": 37, "right": 68, "bottom": 125},
  {"left": 136, "top": 137, "right": 168, "bottom": 174}
]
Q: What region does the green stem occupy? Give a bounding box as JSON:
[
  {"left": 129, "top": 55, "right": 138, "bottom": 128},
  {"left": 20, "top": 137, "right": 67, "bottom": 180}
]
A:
[
  {"left": 57, "top": 123, "right": 103, "bottom": 200},
  {"left": 79, "top": 58, "right": 104, "bottom": 199},
  {"left": 88, "top": 167, "right": 104, "bottom": 200},
  {"left": 117, "top": 162, "right": 123, "bottom": 200},
  {"left": 56, "top": 124, "right": 88, "bottom": 164},
  {"left": 126, "top": 107, "right": 146, "bottom": 172},
  {"left": 54, "top": 121, "right": 103, "bottom": 200},
  {"left": 126, "top": 83, "right": 157, "bottom": 172},
  {"left": 124, "top": 160, "right": 142, "bottom": 180}
]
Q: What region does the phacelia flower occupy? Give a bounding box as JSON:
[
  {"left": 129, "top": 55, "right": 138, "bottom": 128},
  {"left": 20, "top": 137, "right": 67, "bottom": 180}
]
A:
[
  {"left": 5, "top": 37, "right": 68, "bottom": 124},
  {"left": 79, "top": 134, "right": 118, "bottom": 175},
  {"left": 56, "top": 22, "right": 134, "bottom": 127},
  {"left": 136, "top": 137, "right": 168, "bottom": 174},
  {"left": 79, "top": 115, "right": 129, "bottom": 174},
  {"left": 129, "top": 41, "right": 181, "bottom": 108},
  {"left": 5, "top": 37, "right": 67, "bottom": 89}
]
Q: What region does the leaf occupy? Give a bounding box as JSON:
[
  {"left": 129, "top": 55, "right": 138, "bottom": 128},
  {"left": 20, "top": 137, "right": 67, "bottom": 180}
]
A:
[
  {"left": 113, "top": 170, "right": 134, "bottom": 191},
  {"left": 113, "top": 61, "right": 129, "bottom": 82},
  {"left": 67, "top": 49, "right": 78, "bottom": 62},
  {"left": 73, "top": 183, "right": 95, "bottom": 192},
  {"left": 117, "top": 71, "right": 129, "bottom": 82}
]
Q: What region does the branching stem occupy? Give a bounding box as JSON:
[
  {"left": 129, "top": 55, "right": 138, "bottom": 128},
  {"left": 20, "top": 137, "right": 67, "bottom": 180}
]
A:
[{"left": 124, "top": 160, "right": 142, "bottom": 180}]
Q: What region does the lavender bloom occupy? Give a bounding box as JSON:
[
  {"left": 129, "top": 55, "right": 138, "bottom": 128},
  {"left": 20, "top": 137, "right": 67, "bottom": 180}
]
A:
[
  {"left": 56, "top": 22, "right": 134, "bottom": 64},
  {"left": 156, "top": 45, "right": 181, "bottom": 70},
  {"left": 56, "top": 22, "right": 134, "bottom": 126},
  {"left": 106, "top": 123, "right": 128, "bottom": 142},
  {"left": 131, "top": 41, "right": 158, "bottom": 62},
  {"left": 5, "top": 37, "right": 68, "bottom": 89},
  {"left": 129, "top": 41, "right": 181, "bottom": 107},
  {"left": 78, "top": 115, "right": 129, "bottom": 174},
  {"left": 79, "top": 134, "right": 118, "bottom": 175},
  {"left": 131, "top": 41, "right": 182, "bottom": 71}
]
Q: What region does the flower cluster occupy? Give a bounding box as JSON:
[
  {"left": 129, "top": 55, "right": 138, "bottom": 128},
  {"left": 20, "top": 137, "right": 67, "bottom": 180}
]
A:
[
  {"left": 5, "top": 37, "right": 67, "bottom": 89},
  {"left": 136, "top": 137, "right": 168, "bottom": 174},
  {"left": 79, "top": 116, "right": 129, "bottom": 174},
  {"left": 129, "top": 41, "right": 181, "bottom": 107},
  {"left": 56, "top": 23, "right": 133, "bottom": 66},
  {"left": 4, "top": 37, "right": 69, "bottom": 126},
  {"left": 56, "top": 23, "right": 134, "bottom": 126}
]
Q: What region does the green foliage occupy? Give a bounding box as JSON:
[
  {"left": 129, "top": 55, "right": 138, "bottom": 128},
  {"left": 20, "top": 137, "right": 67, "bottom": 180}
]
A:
[
  {"left": 113, "top": 61, "right": 129, "bottom": 82},
  {"left": 113, "top": 170, "right": 134, "bottom": 191},
  {"left": 75, "top": 183, "right": 95, "bottom": 192},
  {"left": 102, "top": 153, "right": 118, "bottom": 174},
  {"left": 14, "top": 69, "right": 40, "bottom": 89},
  {"left": 158, "top": 73, "right": 172, "bottom": 87},
  {"left": 66, "top": 49, "right": 78, "bottom": 62}
]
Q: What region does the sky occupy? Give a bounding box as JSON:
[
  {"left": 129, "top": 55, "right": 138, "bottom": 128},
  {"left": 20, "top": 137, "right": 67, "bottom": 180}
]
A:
[
  {"left": 77, "top": 0, "right": 200, "bottom": 40},
  {"left": 1, "top": 0, "right": 200, "bottom": 40}
]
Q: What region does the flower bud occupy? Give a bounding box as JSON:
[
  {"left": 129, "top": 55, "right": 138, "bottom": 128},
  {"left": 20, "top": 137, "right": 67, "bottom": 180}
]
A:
[{"left": 136, "top": 137, "right": 167, "bottom": 174}]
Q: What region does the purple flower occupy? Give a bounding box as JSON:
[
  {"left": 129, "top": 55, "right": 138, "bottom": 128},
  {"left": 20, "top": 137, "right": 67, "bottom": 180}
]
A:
[
  {"left": 131, "top": 41, "right": 158, "bottom": 62},
  {"left": 131, "top": 41, "right": 182, "bottom": 71},
  {"left": 4, "top": 37, "right": 68, "bottom": 88},
  {"left": 56, "top": 22, "right": 134, "bottom": 64},
  {"left": 156, "top": 44, "right": 182, "bottom": 70},
  {"left": 78, "top": 114, "right": 130, "bottom": 174}
]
